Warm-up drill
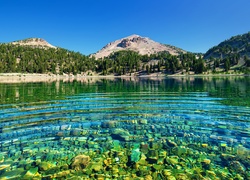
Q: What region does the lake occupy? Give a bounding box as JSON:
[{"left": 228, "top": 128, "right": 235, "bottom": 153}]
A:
[{"left": 0, "top": 77, "right": 250, "bottom": 179}]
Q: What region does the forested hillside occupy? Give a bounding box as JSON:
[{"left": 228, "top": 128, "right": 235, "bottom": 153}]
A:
[
  {"left": 1, "top": 32, "right": 250, "bottom": 76},
  {"left": 98, "top": 50, "right": 206, "bottom": 75},
  {"left": 0, "top": 44, "right": 95, "bottom": 74},
  {"left": 0, "top": 43, "right": 206, "bottom": 75},
  {"left": 204, "top": 32, "right": 250, "bottom": 72},
  {"left": 204, "top": 32, "right": 250, "bottom": 59}
]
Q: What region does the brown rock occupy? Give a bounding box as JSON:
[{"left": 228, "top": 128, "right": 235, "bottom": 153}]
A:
[{"left": 70, "top": 154, "right": 90, "bottom": 170}]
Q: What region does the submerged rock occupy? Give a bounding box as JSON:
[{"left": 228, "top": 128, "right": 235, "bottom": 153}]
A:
[
  {"left": 140, "top": 143, "right": 149, "bottom": 154},
  {"left": 202, "top": 159, "right": 211, "bottom": 165},
  {"left": 101, "top": 120, "right": 117, "bottom": 128},
  {"left": 201, "top": 159, "right": 211, "bottom": 170},
  {"left": 172, "top": 146, "right": 187, "bottom": 156},
  {"left": 0, "top": 154, "right": 4, "bottom": 163},
  {"left": 38, "top": 161, "right": 56, "bottom": 171},
  {"left": 137, "top": 153, "right": 147, "bottom": 166},
  {"left": 176, "top": 173, "right": 188, "bottom": 180},
  {"left": 147, "top": 157, "right": 158, "bottom": 164},
  {"left": 111, "top": 128, "right": 130, "bottom": 141},
  {"left": 163, "top": 169, "right": 172, "bottom": 177},
  {"left": 159, "top": 150, "right": 167, "bottom": 158},
  {"left": 229, "top": 161, "right": 246, "bottom": 175},
  {"left": 90, "top": 162, "right": 103, "bottom": 172},
  {"left": 137, "top": 165, "right": 151, "bottom": 176},
  {"left": 131, "top": 148, "right": 141, "bottom": 163},
  {"left": 167, "top": 156, "right": 179, "bottom": 165},
  {"left": 70, "top": 154, "right": 90, "bottom": 170},
  {"left": 152, "top": 164, "right": 164, "bottom": 171},
  {"left": 201, "top": 143, "right": 208, "bottom": 148},
  {"left": 139, "top": 119, "right": 148, "bottom": 124},
  {"left": 104, "top": 158, "right": 112, "bottom": 166},
  {"left": 23, "top": 167, "right": 39, "bottom": 179},
  {"left": 0, "top": 163, "right": 10, "bottom": 170},
  {"left": 164, "top": 139, "right": 177, "bottom": 148},
  {"left": 112, "top": 140, "right": 122, "bottom": 151},
  {"left": 0, "top": 169, "right": 24, "bottom": 179}
]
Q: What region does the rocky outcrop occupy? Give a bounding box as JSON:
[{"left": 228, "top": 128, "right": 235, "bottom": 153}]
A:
[
  {"left": 117, "top": 36, "right": 148, "bottom": 48},
  {"left": 11, "top": 38, "right": 56, "bottom": 49},
  {"left": 117, "top": 39, "right": 132, "bottom": 48}
]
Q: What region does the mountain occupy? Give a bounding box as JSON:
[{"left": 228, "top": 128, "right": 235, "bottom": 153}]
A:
[
  {"left": 11, "top": 38, "right": 56, "bottom": 49},
  {"left": 204, "top": 32, "right": 250, "bottom": 59},
  {"left": 93, "top": 34, "right": 186, "bottom": 59},
  {"left": 1, "top": 34, "right": 248, "bottom": 75}
]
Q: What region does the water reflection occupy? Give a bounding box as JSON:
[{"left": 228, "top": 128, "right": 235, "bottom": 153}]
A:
[{"left": 0, "top": 76, "right": 249, "bottom": 106}]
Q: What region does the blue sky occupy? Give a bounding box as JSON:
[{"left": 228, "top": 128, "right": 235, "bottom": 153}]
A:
[{"left": 1, "top": 0, "right": 250, "bottom": 55}]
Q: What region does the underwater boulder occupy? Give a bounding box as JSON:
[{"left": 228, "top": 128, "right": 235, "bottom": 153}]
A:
[
  {"left": 38, "top": 161, "right": 56, "bottom": 171},
  {"left": 101, "top": 120, "right": 117, "bottom": 128},
  {"left": 131, "top": 148, "right": 141, "bottom": 163},
  {"left": 138, "top": 119, "right": 148, "bottom": 124},
  {"left": 172, "top": 146, "right": 187, "bottom": 156},
  {"left": 201, "top": 159, "right": 211, "bottom": 170},
  {"left": 111, "top": 128, "right": 130, "bottom": 141},
  {"left": 22, "top": 167, "right": 39, "bottom": 179},
  {"left": 0, "top": 163, "right": 10, "bottom": 170},
  {"left": 164, "top": 139, "right": 177, "bottom": 148},
  {"left": 140, "top": 143, "right": 149, "bottom": 154},
  {"left": 229, "top": 161, "right": 246, "bottom": 175},
  {"left": 0, "top": 169, "right": 24, "bottom": 179},
  {"left": 90, "top": 162, "right": 104, "bottom": 173},
  {"left": 70, "top": 129, "right": 81, "bottom": 136},
  {"left": 167, "top": 156, "right": 179, "bottom": 165},
  {"left": 70, "top": 154, "right": 90, "bottom": 170},
  {"left": 104, "top": 158, "right": 112, "bottom": 167}
]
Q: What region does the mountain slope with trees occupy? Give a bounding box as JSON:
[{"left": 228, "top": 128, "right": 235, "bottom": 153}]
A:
[
  {"left": 204, "top": 32, "right": 250, "bottom": 59},
  {"left": 0, "top": 43, "right": 95, "bottom": 74},
  {"left": 204, "top": 32, "right": 250, "bottom": 72},
  {"left": 0, "top": 42, "right": 206, "bottom": 75},
  {"left": 0, "top": 32, "right": 250, "bottom": 76}
]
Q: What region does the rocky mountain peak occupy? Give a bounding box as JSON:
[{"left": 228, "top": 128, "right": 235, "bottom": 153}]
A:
[
  {"left": 117, "top": 35, "right": 148, "bottom": 48},
  {"left": 93, "top": 34, "right": 186, "bottom": 59},
  {"left": 11, "top": 38, "right": 56, "bottom": 49}
]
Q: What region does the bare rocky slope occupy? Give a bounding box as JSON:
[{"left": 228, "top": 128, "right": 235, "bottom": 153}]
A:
[
  {"left": 11, "top": 38, "right": 56, "bottom": 49},
  {"left": 93, "top": 34, "right": 186, "bottom": 59}
]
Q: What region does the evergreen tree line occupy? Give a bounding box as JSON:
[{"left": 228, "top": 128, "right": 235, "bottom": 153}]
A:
[
  {"left": 0, "top": 44, "right": 96, "bottom": 74},
  {"left": 0, "top": 44, "right": 249, "bottom": 75},
  {"left": 208, "top": 51, "right": 250, "bottom": 73}
]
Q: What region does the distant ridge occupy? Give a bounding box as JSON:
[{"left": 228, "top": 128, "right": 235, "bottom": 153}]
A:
[
  {"left": 204, "top": 32, "right": 250, "bottom": 59},
  {"left": 93, "top": 34, "right": 186, "bottom": 59},
  {"left": 11, "top": 38, "right": 56, "bottom": 49}
]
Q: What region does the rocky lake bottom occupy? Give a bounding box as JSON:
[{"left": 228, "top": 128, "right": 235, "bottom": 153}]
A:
[{"left": 0, "top": 77, "right": 249, "bottom": 179}]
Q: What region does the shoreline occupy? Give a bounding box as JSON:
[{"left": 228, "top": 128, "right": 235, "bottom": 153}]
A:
[{"left": 0, "top": 73, "right": 249, "bottom": 83}]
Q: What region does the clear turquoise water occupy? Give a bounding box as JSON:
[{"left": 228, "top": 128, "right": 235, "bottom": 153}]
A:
[{"left": 0, "top": 77, "right": 249, "bottom": 179}]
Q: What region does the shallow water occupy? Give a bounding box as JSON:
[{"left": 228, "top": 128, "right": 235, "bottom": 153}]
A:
[{"left": 0, "top": 77, "right": 250, "bottom": 179}]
